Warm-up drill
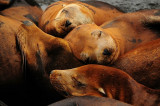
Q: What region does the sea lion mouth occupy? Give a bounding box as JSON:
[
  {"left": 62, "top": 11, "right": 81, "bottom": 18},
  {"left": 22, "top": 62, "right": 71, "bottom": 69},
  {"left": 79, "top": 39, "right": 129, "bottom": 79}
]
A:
[
  {"left": 61, "top": 25, "right": 74, "bottom": 33},
  {"left": 80, "top": 52, "right": 97, "bottom": 64},
  {"left": 50, "top": 78, "right": 71, "bottom": 97},
  {"left": 53, "top": 22, "right": 75, "bottom": 37},
  {"left": 50, "top": 76, "right": 65, "bottom": 91},
  {"left": 50, "top": 73, "right": 72, "bottom": 97}
]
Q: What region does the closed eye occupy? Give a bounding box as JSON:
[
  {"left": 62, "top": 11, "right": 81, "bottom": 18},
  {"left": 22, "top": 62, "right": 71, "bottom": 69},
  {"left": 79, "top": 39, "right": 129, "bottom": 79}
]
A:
[
  {"left": 62, "top": 9, "right": 68, "bottom": 13},
  {"left": 72, "top": 77, "right": 86, "bottom": 88}
]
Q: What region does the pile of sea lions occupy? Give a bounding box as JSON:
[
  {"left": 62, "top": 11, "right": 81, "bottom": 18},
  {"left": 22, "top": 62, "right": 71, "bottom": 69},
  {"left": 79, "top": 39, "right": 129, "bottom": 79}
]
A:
[{"left": 0, "top": 0, "right": 160, "bottom": 105}]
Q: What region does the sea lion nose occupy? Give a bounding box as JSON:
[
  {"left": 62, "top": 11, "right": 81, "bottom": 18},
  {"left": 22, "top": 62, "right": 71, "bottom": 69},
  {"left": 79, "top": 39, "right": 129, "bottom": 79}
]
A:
[
  {"left": 65, "top": 20, "right": 72, "bottom": 27},
  {"left": 50, "top": 70, "right": 62, "bottom": 76},
  {"left": 103, "top": 49, "right": 112, "bottom": 56}
]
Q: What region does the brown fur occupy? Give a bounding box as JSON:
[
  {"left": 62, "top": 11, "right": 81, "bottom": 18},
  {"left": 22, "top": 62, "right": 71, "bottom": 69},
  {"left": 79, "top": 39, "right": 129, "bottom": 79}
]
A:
[
  {"left": 50, "top": 65, "right": 160, "bottom": 106},
  {"left": 0, "top": 16, "right": 83, "bottom": 105},
  {"left": 65, "top": 9, "right": 160, "bottom": 65},
  {"left": 112, "top": 38, "right": 160, "bottom": 89},
  {"left": 39, "top": 1, "right": 124, "bottom": 37},
  {"left": 0, "top": 0, "right": 42, "bottom": 25}
]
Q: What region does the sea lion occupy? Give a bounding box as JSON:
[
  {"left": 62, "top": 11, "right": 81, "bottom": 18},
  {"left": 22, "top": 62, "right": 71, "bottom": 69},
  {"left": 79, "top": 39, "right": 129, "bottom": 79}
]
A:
[
  {"left": 65, "top": 9, "right": 160, "bottom": 65},
  {"left": 50, "top": 64, "right": 160, "bottom": 105},
  {"left": 0, "top": 16, "right": 82, "bottom": 106},
  {"left": 111, "top": 38, "right": 160, "bottom": 89},
  {"left": 49, "top": 96, "right": 132, "bottom": 106},
  {"left": 39, "top": 0, "right": 124, "bottom": 37},
  {"left": 0, "top": 0, "right": 42, "bottom": 25}
]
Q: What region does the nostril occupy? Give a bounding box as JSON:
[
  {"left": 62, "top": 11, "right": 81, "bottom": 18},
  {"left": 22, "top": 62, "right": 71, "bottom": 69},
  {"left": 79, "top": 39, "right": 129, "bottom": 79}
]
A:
[
  {"left": 65, "top": 20, "right": 71, "bottom": 27},
  {"left": 103, "top": 49, "right": 112, "bottom": 56},
  {"left": 50, "top": 70, "right": 62, "bottom": 77}
]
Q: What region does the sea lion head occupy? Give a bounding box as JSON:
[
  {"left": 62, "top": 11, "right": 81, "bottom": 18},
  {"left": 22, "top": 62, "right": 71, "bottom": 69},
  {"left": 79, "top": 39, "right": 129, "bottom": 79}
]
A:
[
  {"left": 65, "top": 24, "right": 119, "bottom": 65},
  {"left": 50, "top": 65, "right": 107, "bottom": 97},
  {"left": 52, "top": 3, "right": 94, "bottom": 37},
  {"left": 50, "top": 65, "right": 133, "bottom": 99}
]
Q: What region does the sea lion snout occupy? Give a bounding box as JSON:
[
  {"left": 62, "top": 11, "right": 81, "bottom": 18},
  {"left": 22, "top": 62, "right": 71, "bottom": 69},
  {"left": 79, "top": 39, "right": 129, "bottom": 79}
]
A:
[
  {"left": 65, "top": 20, "right": 72, "bottom": 27},
  {"left": 50, "top": 70, "right": 62, "bottom": 78},
  {"left": 80, "top": 53, "right": 91, "bottom": 64}
]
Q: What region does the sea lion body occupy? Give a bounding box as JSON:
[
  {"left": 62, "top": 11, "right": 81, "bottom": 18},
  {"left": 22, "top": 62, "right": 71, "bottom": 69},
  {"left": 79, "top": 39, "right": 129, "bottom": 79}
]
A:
[
  {"left": 0, "top": 15, "right": 82, "bottom": 105},
  {"left": 112, "top": 38, "right": 160, "bottom": 89},
  {"left": 65, "top": 9, "right": 160, "bottom": 64},
  {"left": 50, "top": 65, "right": 160, "bottom": 105},
  {"left": 39, "top": 0, "right": 124, "bottom": 37}
]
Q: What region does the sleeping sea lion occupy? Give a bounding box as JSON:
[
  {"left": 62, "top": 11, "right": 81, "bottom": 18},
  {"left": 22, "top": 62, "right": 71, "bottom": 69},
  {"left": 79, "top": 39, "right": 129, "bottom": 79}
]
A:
[
  {"left": 39, "top": 0, "right": 124, "bottom": 37},
  {"left": 65, "top": 9, "right": 160, "bottom": 65},
  {"left": 50, "top": 64, "right": 160, "bottom": 105}
]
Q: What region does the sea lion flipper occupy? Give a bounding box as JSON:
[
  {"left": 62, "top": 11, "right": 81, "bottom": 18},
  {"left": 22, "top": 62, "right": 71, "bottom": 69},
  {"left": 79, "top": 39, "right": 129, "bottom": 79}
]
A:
[{"left": 16, "top": 21, "right": 45, "bottom": 68}]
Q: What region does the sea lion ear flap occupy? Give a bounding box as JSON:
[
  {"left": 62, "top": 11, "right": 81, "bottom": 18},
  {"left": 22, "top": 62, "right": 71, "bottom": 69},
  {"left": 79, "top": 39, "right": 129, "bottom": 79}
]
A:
[{"left": 91, "top": 30, "right": 103, "bottom": 38}]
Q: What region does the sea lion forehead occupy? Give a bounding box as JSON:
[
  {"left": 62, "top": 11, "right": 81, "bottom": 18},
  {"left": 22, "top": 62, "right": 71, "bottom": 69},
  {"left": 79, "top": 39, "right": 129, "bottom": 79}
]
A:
[
  {"left": 65, "top": 24, "right": 103, "bottom": 40},
  {"left": 55, "top": 4, "right": 82, "bottom": 18},
  {"left": 77, "top": 24, "right": 102, "bottom": 32},
  {"left": 63, "top": 4, "right": 82, "bottom": 9}
]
